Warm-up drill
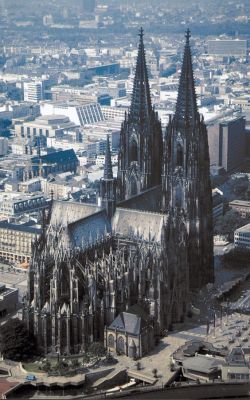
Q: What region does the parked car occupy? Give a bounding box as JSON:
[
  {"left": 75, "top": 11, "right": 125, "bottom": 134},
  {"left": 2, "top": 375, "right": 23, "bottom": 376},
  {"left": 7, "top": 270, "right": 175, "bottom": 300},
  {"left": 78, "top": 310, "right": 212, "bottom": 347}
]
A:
[{"left": 25, "top": 375, "right": 37, "bottom": 381}]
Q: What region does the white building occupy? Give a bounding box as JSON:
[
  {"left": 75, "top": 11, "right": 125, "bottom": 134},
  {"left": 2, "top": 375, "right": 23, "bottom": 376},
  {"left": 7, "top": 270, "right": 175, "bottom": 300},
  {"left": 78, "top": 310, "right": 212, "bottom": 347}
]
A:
[
  {"left": 40, "top": 101, "right": 104, "bottom": 126},
  {"left": 43, "top": 14, "right": 53, "bottom": 26},
  {"left": 19, "top": 177, "right": 42, "bottom": 193},
  {"left": 23, "top": 80, "right": 44, "bottom": 103},
  {"left": 15, "top": 115, "right": 79, "bottom": 140},
  {"left": 101, "top": 106, "right": 127, "bottom": 121},
  {"left": 47, "top": 137, "right": 85, "bottom": 153},
  {"left": 234, "top": 223, "right": 250, "bottom": 250}
]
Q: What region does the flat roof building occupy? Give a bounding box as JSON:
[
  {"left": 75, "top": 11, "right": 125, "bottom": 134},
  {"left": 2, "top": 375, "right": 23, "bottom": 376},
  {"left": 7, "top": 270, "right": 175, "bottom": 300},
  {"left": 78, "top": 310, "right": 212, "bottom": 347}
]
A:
[
  {"left": 208, "top": 39, "right": 248, "bottom": 59},
  {"left": 234, "top": 223, "right": 250, "bottom": 251},
  {"left": 40, "top": 101, "right": 104, "bottom": 126},
  {"left": 207, "top": 115, "right": 246, "bottom": 172},
  {"left": 230, "top": 200, "right": 250, "bottom": 217},
  {"left": 15, "top": 114, "right": 79, "bottom": 140}
]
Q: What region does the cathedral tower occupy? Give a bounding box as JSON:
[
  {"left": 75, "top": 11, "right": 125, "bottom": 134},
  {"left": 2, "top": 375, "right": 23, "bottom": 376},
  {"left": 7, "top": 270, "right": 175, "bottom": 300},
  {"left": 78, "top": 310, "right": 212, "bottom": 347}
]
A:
[
  {"left": 118, "top": 28, "right": 162, "bottom": 200},
  {"left": 162, "top": 30, "right": 214, "bottom": 290},
  {"left": 100, "top": 135, "right": 116, "bottom": 219}
]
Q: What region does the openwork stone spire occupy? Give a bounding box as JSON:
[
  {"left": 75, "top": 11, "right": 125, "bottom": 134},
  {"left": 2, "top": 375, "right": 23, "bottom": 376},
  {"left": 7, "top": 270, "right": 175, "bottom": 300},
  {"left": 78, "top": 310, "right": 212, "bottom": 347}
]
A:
[
  {"left": 117, "top": 28, "right": 162, "bottom": 200},
  {"left": 129, "top": 27, "right": 152, "bottom": 123},
  {"left": 162, "top": 29, "right": 214, "bottom": 290},
  {"left": 104, "top": 135, "right": 113, "bottom": 180},
  {"left": 174, "top": 29, "right": 198, "bottom": 127}
]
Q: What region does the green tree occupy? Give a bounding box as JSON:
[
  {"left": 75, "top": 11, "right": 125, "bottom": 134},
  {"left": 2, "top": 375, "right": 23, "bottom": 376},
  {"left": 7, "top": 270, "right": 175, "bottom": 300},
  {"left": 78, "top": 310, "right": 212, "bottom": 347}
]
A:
[
  {"left": 214, "top": 209, "right": 250, "bottom": 241},
  {"left": 230, "top": 176, "right": 249, "bottom": 197},
  {"left": 0, "top": 318, "right": 37, "bottom": 361},
  {"left": 152, "top": 368, "right": 158, "bottom": 378},
  {"left": 88, "top": 342, "right": 106, "bottom": 357}
]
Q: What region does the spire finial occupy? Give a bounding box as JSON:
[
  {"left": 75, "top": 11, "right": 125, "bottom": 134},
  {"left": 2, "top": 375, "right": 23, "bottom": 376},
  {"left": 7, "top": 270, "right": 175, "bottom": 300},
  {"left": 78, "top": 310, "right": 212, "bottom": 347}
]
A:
[
  {"left": 185, "top": 28, "right": 191, "bottom": 44},
  {"left": 103, "top": 134, "right": 113, "bottom": 180},
  {"left": 174, "top": 28, "right": 197, "bottom": 124},
  {"left": 139, "top": 27, "right": 144, "bottom": 39},
  {"left": 129, "top": 28, "right": 152, "bottom": 122}
]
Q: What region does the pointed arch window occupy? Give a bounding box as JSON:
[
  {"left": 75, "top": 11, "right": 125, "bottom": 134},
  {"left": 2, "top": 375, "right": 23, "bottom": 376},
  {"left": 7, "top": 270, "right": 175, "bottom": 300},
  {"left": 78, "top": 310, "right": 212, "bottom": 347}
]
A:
[
  {"left": 117, "top": 336, "right": 125, "bottom": 354},
  {"left": 176, "top": 143, "right": 183, "bottom": 167},
  {"left": 130, "top": 175, "right": 138, "bottom": 196},
  {"left": 130, "top": 138, "right": 138, "bottom": 163}
]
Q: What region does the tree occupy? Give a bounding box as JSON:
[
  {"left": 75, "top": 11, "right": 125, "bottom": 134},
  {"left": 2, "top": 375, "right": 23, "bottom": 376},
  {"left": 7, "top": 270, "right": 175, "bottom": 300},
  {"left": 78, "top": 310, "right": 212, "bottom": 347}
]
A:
[
  {"left": 152, "top": 368, "right": 158, "bottom": 378},
  {"left": 0, "top": 318, "right": 37, "bottom": 361},
  {"left": 88, "top": 342, "right": 106, "bottom": 357},
  {"left": 229, "top": 176, "right": 249, "bottom": 198},
  {"left": 42, "top": 360, "right": 51, "bottom": 372},
  {"left": 214, "top": 210, "right": 250, "bottom": 241}
]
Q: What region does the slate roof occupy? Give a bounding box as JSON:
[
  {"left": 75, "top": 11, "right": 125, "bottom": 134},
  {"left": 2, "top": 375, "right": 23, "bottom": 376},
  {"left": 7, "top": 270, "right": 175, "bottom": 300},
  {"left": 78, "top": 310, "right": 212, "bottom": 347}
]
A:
[
  {"left": 112, "top": 208, "right": 165, "bottom": 242},
  {"left": 68, "top": 210, "right": 111, "bottom": 247},
  {"left": 118, "top": 186, "right": 162, "bottom": 213},
  {"left": 50, "top": 200, "right": 102, "bottom": 227},
  {"left": 108, "top": 305, "right": 150, "bottom": 336},
  {"left": 0, "top": 221, "right": 42, "bottom": 235},
  {"left": 32, "top": 149, "right": 78, "bottom": 165}
]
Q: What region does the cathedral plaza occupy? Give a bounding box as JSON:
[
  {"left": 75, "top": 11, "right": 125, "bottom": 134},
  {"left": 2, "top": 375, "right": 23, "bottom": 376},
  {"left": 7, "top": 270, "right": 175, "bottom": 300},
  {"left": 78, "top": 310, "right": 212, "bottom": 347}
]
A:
[{"left": 1, "top": 309, "right": 249, "bottom": 391}]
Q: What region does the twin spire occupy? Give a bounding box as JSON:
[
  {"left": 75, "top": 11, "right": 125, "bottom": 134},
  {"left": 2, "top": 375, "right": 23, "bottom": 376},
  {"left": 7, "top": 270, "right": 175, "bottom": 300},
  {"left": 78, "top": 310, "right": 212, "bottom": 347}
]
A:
[
  {"left": 174, "top": 29, "right": 198, "bottom": 126},
  {"left": 104, "top": 28, "right": 198, "bottom": 180},
  {"left": 129, "top": 27, "right": 153, "bottom": 123},
  {"left": 129, "top": 27, "right": 198, "bottom": 127}
]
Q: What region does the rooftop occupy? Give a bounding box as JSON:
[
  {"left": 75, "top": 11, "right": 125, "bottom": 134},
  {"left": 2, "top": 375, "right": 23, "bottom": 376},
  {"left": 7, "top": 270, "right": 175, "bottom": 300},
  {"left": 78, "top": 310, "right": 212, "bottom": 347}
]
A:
[
  {"left": 235, "top": 223, "right": 250, "bottom": 233},
  {"left": 182, "top": 355, "right": 225, "bottom": 374},
  {"left": 0, "top": 221, "right": 42, "bottom": 234},
  {"left": 230, "top": 200, "right": 250, "bottom": 207}
]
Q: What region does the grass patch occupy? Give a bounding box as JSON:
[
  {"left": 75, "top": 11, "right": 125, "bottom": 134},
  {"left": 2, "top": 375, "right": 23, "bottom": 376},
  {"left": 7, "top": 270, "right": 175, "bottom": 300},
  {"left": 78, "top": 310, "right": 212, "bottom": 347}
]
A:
[{"left": 22, "top": 362, "right": 43, "bottom": 373}]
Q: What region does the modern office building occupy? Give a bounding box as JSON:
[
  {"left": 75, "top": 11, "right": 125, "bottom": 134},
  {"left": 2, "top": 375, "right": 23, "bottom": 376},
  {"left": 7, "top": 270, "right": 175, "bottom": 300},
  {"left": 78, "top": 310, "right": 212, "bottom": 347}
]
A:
[
  {"left": 23, "top": 81, "right": 44, "bottom": 103},
  {"left": 208, "top": 39, "right": 248, "bottom": 60},
  {"left": 207, "top": 115, "right": 246, "bottom": 172},
  {"left": 40, "top": 101, "right": 104, "bottom": 126},
  {"left": 101, "top": 106, "right": 127, "bottom": 121},
  {"left": 234, "top": 223, "right": 250, "bottom": 250},
  {"left": 51, "top": 85, "right": 96, "bottom": 103}
]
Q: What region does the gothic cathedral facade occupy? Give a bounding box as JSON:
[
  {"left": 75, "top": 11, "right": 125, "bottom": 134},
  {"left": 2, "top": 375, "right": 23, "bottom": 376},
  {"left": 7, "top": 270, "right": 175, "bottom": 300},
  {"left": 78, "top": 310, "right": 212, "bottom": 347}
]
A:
[{"left": 23, "top": 29, "right": 214, "bottom": 356}]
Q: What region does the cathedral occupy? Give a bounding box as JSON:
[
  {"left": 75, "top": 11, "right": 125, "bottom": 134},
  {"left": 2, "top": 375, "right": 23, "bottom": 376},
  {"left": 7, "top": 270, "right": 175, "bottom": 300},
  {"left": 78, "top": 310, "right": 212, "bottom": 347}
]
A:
[{"left": 23, "top": 29, "right": 214, "bottom": 356}]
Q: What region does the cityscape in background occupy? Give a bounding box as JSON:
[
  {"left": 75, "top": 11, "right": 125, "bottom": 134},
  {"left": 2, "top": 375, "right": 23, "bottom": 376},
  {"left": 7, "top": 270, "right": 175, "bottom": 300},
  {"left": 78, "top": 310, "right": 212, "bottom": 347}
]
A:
[{"left": 0, "top": 0, "right": 249, "bottom": 399}]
